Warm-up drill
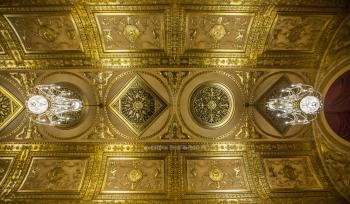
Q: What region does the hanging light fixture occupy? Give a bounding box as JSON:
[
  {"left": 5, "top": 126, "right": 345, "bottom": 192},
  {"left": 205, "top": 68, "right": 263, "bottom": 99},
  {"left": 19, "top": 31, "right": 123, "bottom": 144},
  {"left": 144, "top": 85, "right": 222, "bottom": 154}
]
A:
[
  {"left": 26, "top": 84, "right": 83, "bottom": 127},
  {"left": 266, "top": 83, "right": 322, "bottom": 125}
]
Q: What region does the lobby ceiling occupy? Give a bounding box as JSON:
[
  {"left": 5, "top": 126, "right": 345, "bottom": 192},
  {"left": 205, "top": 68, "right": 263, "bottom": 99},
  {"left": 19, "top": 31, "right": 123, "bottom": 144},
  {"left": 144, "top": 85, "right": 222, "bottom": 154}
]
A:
[{"left": 0, "top": 0, "right": 350, "bottom": 203}]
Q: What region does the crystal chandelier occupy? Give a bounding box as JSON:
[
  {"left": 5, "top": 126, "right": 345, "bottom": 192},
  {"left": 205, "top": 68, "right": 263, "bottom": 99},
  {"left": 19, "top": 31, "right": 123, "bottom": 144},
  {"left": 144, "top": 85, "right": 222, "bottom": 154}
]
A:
[
  {"left": 26, "top": 84, "right": 83, "bottom": 127},
  {"left": 266, "top": 83, "right": 322, "bottom": 125}
]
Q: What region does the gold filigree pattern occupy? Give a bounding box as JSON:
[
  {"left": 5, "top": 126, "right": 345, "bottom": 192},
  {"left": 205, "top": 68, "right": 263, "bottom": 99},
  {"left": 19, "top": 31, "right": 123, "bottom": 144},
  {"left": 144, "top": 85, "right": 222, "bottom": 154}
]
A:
[
  {"left": 263, "top": 157, "right": 322, "bottom": 190},
  {"left": 268, "top": 14, "right": 332, "bottom": 51},
  {"left": 186, "top": 158, "right": 248, "bottom": 192},
  {"left": 19, "top": 158, "right": 87, "bottom": 192},
  {"left": 102, "top": 158, "right": 164, "bottom": 192},
  {"left": 95, "top": 13, "right": 164, "bottom": 50},
  {"left": 161, "top": 117, "right": 190, "bottom": 139},
  {"left": 186, "top": 13, "right": 253, "bottom": 50},
  {"left": 5, "top": 14, "right": 83, "bottom": 52},
  {"left": 0, "top": 86, "right": 23, "bottom": 131},
  {"left": 109, "top": 75, "right": 167, "bottom": 135},
  {"left": 190, "top": 82, "right": 233, "bottom": 128},
  {"left": 160, "top": 71, "right": 189, "bottom": 95}
]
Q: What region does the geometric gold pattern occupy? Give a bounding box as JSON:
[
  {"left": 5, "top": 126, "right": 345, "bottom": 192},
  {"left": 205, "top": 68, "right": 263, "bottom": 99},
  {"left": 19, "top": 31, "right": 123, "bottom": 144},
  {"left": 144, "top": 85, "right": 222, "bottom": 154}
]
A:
[
  {"left": 5, "top": 14, "right": 83, "bottom": 53},
  {"left": 0, "top": 86, "right": 23, "bottom": 131},
  {"left": 263, "top": 157, "right": 322, "bottom": 191},
  {"left": 109, "top": 75, "right": 167, "bottom": 135}
]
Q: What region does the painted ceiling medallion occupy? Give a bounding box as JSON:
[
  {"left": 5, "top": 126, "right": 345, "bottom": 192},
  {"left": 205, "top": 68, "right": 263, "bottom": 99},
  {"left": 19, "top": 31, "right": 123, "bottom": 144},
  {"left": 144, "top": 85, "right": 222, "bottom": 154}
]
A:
[
  {"left": 208, "top": 166, "right": 224, "bottom": 182},
  {"left": 0, "top": 86, "right": 23, "bottom": 130},
  {"left": 190, "top": 82, "right": 233, "bottom": 128},
  {"left": 109, "top": 75, "right": 167, "bottom": 135},
  {"left": 127, "top": 168, "right": 143, "bottom": 183},
  {"left": 209, "top": 17, "right": 227, "bottom": 45}
]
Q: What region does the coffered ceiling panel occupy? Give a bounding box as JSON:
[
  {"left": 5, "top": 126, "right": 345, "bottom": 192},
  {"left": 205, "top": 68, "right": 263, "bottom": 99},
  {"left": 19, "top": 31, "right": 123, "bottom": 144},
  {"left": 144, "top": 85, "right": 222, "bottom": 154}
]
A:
[
  {"left": 5, "top": 14, "right": 83, "bottom": 53},
  {"left": 101, "top": 157, "right": 165, "bottom": 193},
  {"left": 18, "top": 158, "right": 88, "bottom": 193},
  {"left": 95, "top": 13, "right": 165, "bottom": 51},
  {"left": 185, "top": 13, "right": 254, "bottom": 51},
  {"left": 185, "top": 157, "right": 249, "bottom": 193},
  {"left": 266, "top": 13, "right": 332, "bottom": 52},
  {"left": 263, "top": 157, "right": 322, "bottom": 191}
]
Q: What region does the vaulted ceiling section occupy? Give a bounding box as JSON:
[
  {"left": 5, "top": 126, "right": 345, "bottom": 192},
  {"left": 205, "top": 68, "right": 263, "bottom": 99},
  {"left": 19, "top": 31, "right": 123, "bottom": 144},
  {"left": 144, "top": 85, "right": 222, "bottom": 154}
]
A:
[{"left": 0, "top": 0, "right": 350, "bottom": 203}]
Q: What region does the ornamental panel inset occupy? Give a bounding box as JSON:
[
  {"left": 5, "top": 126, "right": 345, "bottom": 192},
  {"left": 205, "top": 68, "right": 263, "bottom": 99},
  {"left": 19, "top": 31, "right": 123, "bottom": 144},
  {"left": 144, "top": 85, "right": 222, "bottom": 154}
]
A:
[
  {"left": 186, "top": 13, "right": 253, "bottom": 50},
  {"left": 263, "top": 157, "right": 322, "bottom": 190},
  {"left": 186, "top": 158, "right": 249, "bottom": 192},
  {"left": 0, "top": 86, "right": 23, "bottom": 131},
  {"left": 102, "top": 158, "right": 165, "bottom": 193},
  {"left": 0, "top": 157, "right": 13, "bottom": 185},
  {"left": 256, "top": 76, "right": 291, "bottom": 134},
  {"left": 190, "top": 82, "right": 233, "bottom": 128},
  {"left": 109, "top": 75, "right": 167, "bottom": 135},
  {"left": 5, "top": 14, "right": 83, "bottom": 53},
  {"left": 19, "top": 158, "right": 87, "bottom": 193},
  {"left": 95, "top": 13, "right": 164, "bottom": 51},
  {"left": 267, "top": 14, "right": 331, "bottom": 51}
]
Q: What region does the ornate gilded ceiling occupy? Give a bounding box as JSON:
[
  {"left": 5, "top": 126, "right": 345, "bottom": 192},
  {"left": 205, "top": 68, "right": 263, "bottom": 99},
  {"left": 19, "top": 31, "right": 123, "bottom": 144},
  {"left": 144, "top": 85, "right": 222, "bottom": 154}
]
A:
[{"left": 0, "top": 0, "right": 350, "bottom": 203}]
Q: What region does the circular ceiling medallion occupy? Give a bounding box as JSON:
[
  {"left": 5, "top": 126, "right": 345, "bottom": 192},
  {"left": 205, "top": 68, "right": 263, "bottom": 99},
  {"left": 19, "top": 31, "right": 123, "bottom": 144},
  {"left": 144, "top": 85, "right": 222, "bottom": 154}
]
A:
[
  {"left": 178, "top": 71, "right": 243, "bottom": 140},
  {"left": 190, "top": 82, "right": 233, "bottom": 128}
]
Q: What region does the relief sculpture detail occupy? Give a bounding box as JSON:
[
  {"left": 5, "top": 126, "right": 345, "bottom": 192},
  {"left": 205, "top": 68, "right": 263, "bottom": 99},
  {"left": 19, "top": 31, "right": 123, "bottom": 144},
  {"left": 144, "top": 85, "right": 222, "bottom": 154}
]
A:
[
  {"left": 268, "top": 15, "right": 331, "bottom": 51},
  {"left": 5, "top": 14, "right": 83, "bottom": 52},
  {"left": 186, "top": 14, "right": 253, "bottom": 50},
  {"left": 263, "top": 157, "right": 322, "bottom": 190},
  {"left": 186, "top": 158, "right": 248, "bottom": 192},
  {"left": 19, "top": 158, "right": 87, "bottom": 192},
  {"left": 95, "top": 14, "right": 164, "bottom": 51},
  {"left": 102, "top": 158, "right": 164, "bottom": 192}
]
